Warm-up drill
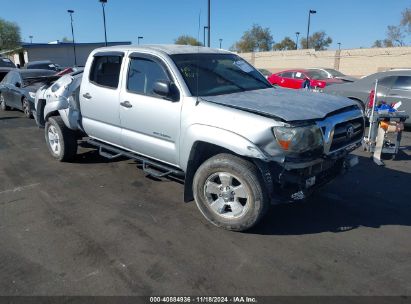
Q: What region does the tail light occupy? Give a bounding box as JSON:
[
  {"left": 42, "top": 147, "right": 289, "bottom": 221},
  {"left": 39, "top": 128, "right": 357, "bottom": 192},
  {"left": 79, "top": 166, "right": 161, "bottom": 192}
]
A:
[
  {"left": 311, "top": 80, "right": 326, "bottom": 89},
  {"left": 368, "top": 89, "right": 375, "bottom": 108}
]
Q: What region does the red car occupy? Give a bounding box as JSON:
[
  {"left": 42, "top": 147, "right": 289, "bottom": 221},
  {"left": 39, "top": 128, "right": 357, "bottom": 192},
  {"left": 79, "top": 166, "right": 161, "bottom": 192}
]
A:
[{"left": 268, "top": 69, "right": 343, "bottom": 89}]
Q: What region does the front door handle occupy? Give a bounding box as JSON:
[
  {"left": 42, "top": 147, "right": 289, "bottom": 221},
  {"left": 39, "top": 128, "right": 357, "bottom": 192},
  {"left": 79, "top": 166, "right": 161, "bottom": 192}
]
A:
[
  {"left": 83, "top": 93, "right": 92, "bottom": 99},
  {"left": 120, "top": 101, "right": 133, "bottom": 108}
]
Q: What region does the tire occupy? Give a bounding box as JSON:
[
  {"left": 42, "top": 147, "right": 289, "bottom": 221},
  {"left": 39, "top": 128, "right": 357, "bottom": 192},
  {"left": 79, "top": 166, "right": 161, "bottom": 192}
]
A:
[
  {"left": 193, "top": 153, "right": 269, "bottom": 231},
  {"left": 22, "top": 97, "right": 33, "bottom": 118},
  {"left": 45, "top": 116, "right": 78, "bottom": 162},
  {"left": 0, "top": 93, "right": 10, "bottom": 111}
]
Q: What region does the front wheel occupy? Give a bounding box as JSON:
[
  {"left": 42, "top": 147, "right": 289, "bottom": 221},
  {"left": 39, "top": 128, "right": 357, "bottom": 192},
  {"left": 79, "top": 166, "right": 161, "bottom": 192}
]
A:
[
  {"left": 45, "top": 116, "right": 78, "bottom": 162},
  {"left": 193, "top": 153, "right": 269, "bottom": 231}
]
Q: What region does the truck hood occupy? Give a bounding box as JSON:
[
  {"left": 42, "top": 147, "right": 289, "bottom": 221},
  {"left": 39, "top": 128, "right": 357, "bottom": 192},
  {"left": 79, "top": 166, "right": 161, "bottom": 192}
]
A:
[{"left": 202, "top": 87, "right": 358, "bottom": 122}]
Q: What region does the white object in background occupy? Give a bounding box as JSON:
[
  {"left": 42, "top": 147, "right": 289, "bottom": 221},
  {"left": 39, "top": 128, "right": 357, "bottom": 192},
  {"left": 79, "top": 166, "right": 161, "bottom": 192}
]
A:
[
  {"left": 393, "top": 101, "right": 402, "bottom": 110},
  {"left": 367, "top": 79, "right": 378, "bottom": 140}
]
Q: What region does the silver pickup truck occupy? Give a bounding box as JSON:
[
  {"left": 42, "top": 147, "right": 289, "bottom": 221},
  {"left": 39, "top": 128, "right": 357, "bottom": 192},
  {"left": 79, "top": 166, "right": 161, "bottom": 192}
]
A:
[{"left": 35, "top": 45, "right": 364, "bottom": 231}]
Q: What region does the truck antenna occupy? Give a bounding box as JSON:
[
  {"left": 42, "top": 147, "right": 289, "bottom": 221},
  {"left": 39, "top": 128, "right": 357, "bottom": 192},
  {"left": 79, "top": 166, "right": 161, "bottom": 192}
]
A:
[{"left": 196, "top": 10, "right": 201, "bottom": 105}]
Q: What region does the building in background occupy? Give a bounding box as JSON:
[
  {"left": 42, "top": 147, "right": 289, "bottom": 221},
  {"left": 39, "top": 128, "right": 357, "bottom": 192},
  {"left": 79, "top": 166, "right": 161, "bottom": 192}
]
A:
[{"left": 8, "top": 41, "right": 131, "bottom": 67}]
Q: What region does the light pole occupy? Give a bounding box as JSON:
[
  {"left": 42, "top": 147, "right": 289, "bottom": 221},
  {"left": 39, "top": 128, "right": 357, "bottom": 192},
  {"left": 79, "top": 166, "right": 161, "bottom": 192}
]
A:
[
  {"left": 67, "top": 10, "right": 77, "bottom": 66},
  {"left": 203, "top": 26, "right": 208, "bottom": 46},
  {"left": 338, "top": 42, "right": 341, "bottom": 50},
  {"left": 295, "top": 32, "right": 300, "bottom": 50},
  {"left": 138, "top": 36, "right": 143, "bottom": 45},
  {"left": 29, "top": 35, "right": 33, "bottom": 44},
  {"left": 99, "top": 0, "right": 108, "bottom": 46},
  {"left": 306, "top": 9, "right": 316, "bottom": 49},
  {"left": 219, "top": 38, "right": 222, "bottom": 49},
  {"left": 207, "top": 0, "right": 211, "bottom": 47}
]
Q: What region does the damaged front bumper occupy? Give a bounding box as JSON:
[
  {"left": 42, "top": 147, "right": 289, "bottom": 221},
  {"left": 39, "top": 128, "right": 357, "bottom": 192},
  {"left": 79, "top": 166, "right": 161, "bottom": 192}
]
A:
[{"left": 258, "top": 153, "right": 359, "bottom": 205}]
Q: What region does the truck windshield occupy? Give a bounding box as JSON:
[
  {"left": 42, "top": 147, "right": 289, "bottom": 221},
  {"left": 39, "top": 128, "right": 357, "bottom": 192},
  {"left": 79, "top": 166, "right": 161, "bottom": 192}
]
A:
[{"left": 171, "top": 53, "right": 271, "bottom": 96}]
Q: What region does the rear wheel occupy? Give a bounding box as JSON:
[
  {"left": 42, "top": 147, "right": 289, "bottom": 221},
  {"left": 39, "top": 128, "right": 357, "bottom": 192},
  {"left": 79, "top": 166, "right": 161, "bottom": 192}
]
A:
[
  {"left": 22, "top": 97, "right": 32, "bottom": 118},
  {"left": 0, "top": 93, "right": 10, "bottom": 111},
  {"left": 45, "top": 116, "right": 78, "bottom": 162},
  {"left": 193, "top": 153, "right": 269, "bottom": 231}
]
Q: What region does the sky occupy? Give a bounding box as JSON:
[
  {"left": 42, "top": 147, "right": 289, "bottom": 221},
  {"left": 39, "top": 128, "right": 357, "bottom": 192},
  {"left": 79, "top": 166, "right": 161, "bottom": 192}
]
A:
[{"left": 1, "top": 0, "right": 410, "bottom": 50}]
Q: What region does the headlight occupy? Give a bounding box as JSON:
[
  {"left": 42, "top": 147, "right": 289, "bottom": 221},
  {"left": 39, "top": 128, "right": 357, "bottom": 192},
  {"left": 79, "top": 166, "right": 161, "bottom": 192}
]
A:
[
  {"left": 273, "top": 125, "right": 323, "bottom": 153},
  {"left": 29, "top": 92, "right": 36, "bottom": 99}
]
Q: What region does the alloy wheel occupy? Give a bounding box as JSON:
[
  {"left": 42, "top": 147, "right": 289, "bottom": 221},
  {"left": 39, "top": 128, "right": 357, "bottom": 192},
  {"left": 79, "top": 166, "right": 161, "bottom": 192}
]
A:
[
  {"left": 203, "top": 172, "right": 250, "bottom": 219},
  {"left": 48, "top": 125, "right": 61, "bottom": 156}
]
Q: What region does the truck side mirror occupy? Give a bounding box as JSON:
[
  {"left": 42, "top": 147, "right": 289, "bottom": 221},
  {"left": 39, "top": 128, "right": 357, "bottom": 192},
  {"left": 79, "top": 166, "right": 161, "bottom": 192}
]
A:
[{"left": 153, "top": 80, "right": 170, "bottom": 97}]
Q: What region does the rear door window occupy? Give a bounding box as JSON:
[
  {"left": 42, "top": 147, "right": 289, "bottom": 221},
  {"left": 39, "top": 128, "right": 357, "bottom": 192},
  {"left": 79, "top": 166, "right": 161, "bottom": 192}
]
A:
[
  {"left": 281, "top": 72, "right": 293, "bottom": 78},
  {"left": 89, "top": 55, "right": 123, "bottom": 89},
  {"left": 392, "top": 76, "right": 411, "bottom": 91},
  {"left": 294, "top": 72, "right": 306, "bottom": 79}
]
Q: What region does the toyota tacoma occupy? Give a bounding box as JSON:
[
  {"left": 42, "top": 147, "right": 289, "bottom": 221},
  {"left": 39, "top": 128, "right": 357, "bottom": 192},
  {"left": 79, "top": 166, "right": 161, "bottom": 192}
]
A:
[{"left": 35, "top": 45, "right": 364, "bottom": 231}]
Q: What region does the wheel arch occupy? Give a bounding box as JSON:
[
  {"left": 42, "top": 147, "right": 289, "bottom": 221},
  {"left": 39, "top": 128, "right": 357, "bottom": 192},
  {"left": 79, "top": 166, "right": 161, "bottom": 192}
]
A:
[
  {"left": 183, "top": 141, "right": 236, "bottom": 202},
  {"left": 45, "top": 110, "right": 60, "bottom": 121},
  {"left": 183, "top": 141, "right": 273, "bottom": 203}
]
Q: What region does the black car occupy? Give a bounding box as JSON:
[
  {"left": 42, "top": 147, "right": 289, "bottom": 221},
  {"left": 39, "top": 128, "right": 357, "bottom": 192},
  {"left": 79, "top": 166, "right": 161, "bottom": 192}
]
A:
[
  {"left": 24, "top": 60, "right": 62, "bottom": 72},
  {"left": 0, "top": 69, "right": 56, "bottom": 118},
  {"left": 0, "top": 57, "right": 16, "bottom": 68}
]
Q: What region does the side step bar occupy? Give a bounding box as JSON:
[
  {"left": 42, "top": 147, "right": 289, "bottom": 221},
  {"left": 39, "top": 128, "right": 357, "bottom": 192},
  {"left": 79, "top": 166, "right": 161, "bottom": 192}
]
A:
[{"left": 87, "top": 139, "right": 184, "bottom": 179}]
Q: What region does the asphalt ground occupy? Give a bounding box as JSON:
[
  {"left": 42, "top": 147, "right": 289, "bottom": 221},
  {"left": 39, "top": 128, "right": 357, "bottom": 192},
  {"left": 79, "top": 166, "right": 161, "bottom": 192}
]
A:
[{"left": 0, "top": 109, "right": 411, "bottom": 296}]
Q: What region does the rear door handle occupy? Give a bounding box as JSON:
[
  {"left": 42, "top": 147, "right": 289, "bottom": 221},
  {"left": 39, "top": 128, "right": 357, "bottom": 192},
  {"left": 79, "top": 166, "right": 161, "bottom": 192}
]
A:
[
  {"left": 83, "top": 93, "right": 92, "bottom": 99},
  {"left": 120, "top": 101, "right": 133, "bottom": 108}
]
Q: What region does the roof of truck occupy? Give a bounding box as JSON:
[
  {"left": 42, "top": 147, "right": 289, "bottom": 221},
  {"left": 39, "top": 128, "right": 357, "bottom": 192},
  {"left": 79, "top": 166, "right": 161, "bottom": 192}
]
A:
[{"left": 92, "top": 44, "right": 233, "bottom": 55}]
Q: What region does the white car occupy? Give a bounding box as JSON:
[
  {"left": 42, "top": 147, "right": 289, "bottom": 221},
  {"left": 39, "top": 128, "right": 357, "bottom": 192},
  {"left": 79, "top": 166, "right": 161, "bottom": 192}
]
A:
[{"left": 307, "top": 68, "right": 357, "bottom": 82}]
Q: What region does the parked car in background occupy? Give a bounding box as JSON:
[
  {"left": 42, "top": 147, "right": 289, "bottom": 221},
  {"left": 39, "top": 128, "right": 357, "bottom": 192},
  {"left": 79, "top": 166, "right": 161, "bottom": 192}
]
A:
[
  {"left": 24, "top": 60, "right": 62, "bottom": 72},
  {"left": 0, "top": 69, "right": 56, "bottom": 118},
  {"left": 307, "top": 68, "right": 357, "bottom": 82},
  {"left": 258, "top": 68, "right": 272, "bottom": 79},
  {"left": 268, "top": 69, "right": 343, "bottom": 90},
  {"left": 368, "top": 75, "right": 411, "bottom": 124},
  {"left": 0, "top": 57, "right": 16, "bottom": 68},
  {"left": 324, "top": 70, "right": 411, "bottom": 119}
]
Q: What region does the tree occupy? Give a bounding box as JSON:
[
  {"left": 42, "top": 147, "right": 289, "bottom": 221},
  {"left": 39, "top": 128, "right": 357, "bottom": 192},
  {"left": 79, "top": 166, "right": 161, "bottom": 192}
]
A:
[
  {"left": 174, "top": 35, "right": 202, "bottom": 46},
  {"left": 300, "top": 31, "right": 332, "bottom": 50},
  {"left": 232, "top": 24, "right": 273, "bottom": 52},
  {"left": 386, "top": 25, "right": 405, "bottom": 46},
  {"left": 373, "top": 5, "right": 410, "bottom": 48},
  {"left": 273, "top": 37, "right": 296, "bottom": 51},
  {"left": 372, "top": 40, "right": 384, "bottom": 48},
  {"left": 61, "top": 37, "right": 73, "bottom": 43},
  {"left": 373, "top": 39, "right": 396, "bottom": 48},
  {"left": 401, "top": 7, "right": 411, "bottom": 33},
  {"left": 0, "top": 18, "right": 21, "bottom": 51}
]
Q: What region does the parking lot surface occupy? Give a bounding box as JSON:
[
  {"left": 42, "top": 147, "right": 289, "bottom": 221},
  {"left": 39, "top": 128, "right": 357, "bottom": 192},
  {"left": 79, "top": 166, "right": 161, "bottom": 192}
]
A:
[{"left": 1, "top": 110, "right": 411, "bottom": 296}]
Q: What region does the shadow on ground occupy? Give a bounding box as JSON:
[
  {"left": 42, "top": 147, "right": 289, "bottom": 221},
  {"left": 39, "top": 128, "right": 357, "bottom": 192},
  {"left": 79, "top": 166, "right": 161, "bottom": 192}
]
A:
[{"left": 250, "top": 154, "right": 411, "bottom": 235}]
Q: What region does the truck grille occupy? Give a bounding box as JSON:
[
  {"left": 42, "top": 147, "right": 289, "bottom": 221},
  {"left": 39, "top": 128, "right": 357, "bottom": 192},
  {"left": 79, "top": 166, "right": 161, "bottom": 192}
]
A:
[{"left": 329, "top": 117, "right": 364, "bottom": 152}]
